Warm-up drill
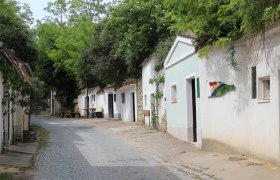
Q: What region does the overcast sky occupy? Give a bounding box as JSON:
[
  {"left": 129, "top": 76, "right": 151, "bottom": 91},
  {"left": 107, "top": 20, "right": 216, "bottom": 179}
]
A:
[
  {"left": 18, "top": 0, "right": 112, "bottom": 24},
  {"left": 18, "top": 0, "right": 53, "bottom": 22}
]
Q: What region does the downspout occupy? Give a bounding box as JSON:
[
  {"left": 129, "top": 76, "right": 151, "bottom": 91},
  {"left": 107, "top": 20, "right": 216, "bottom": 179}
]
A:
[
  {"left": 2, "top": 87, "right": 7, "bottom": 152},
  {"left": 11, "top": 91, "right": 14, "bottom": 144}
]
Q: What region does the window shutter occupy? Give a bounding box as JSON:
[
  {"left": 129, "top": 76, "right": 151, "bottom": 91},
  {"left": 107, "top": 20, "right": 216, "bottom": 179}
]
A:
[
  {"left": 196, "top": 78, "right": 200, "bottom": 98},
  {"left": 252, "top": 66, "right": 257, "bottom": 99}
]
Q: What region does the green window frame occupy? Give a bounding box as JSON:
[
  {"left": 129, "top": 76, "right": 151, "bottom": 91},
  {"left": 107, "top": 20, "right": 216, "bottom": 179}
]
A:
[
  {"left": 196, "top": 78, "right": 200, "bottom": 98},
  {"left": 252, "top": 66, "right": 257, "bottom": 99}
]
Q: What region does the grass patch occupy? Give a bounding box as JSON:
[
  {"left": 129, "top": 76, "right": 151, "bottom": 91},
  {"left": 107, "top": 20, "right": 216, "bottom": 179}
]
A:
[
  {"left": 31, "top": 125, "right": 49, "bottom": 149},
  {"left": 0, "top": 172, "right": 15, "bottom": 180},
  {"left": 24, "top": 125, "right": 49, "bottom": 170}
]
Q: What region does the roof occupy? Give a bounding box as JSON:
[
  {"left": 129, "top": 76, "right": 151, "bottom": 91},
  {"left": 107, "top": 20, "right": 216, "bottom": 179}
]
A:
[
  {"left": 139, "top": 54, "right": 155, "bottom": 67},
  {"left": 10, "top": 54, "right": 33, "bottom": 76},
  {"left": 164, "top": 36, "right": 196, "bottom": 69},
  {"left": 10, "top": 53, "right": 33, "bottom": 82},
  {"left": 0, "top": 47, "right": 24, "bottom": 80}
]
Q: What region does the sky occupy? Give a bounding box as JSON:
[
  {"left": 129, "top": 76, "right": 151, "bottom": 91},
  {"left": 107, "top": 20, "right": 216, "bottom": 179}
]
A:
[
  {"left": 18, "top": 0, "right": 112, "bottom": 24},
  {"left": 18, "top": 0, "right": 53, "bottom": 22}
]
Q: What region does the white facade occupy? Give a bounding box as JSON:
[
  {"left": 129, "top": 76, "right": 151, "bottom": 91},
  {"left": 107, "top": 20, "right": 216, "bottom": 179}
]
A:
[
  {"left": 199, "top": 25, "right": 280, "bottom": 165},
  {"left": 141, "top": 56, "right": 166, "bottom": 128},
  {"left": 88, "top": 87, "right": 100, "bottom": 109},
  {"left": 78, "top": 87, "right": 103, "bottom": 117},
  {"left": 164, "top": 36, "right": 201, "bottom": 146},
  {"left": 78, "top": 86, "right": 119, "bottom": 118},
  {"left": 77, "top": 90, "right": 86, "bottom": 117},
  {"left": 116, "top": 84, "right": 137, "bottom": 122},
  {"left": 103, "top": 87, "right": 118, "bottom": 119}
]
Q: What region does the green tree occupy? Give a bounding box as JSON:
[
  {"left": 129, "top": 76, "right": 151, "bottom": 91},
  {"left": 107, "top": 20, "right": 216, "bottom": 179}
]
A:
[
  {"left": 0, "top": 0, "right": 37, "bottom": 69},
  {"left": 44, "top": 0, "right": 69, "bottom": 24},
  {"left": 76, "top": 0, "right": 173, "bottom": 88},
  {"left": 69, "top": 0, "right": 108, "bottom": 22},
  {"left": 36, "top": 0, "right": 106, "bottom": 106},
  {"left": 164, "top": 0, "right": 280, "bottom": 56},
  {"left": 101, "top": 0, "right": 172, "bottom": 76},
  {"left": 36, "top": 21, "right": 78, "bottom": 107}
]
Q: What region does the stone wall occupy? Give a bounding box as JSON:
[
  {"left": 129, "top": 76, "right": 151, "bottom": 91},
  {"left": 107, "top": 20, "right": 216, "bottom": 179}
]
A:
[{"left": 136, "top": 78, "right": 144, "bottom": 125}]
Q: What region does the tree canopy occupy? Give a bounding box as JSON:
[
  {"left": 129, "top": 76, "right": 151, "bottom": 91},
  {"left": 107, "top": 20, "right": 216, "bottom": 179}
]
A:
[
  {"left": 164, "top": 0, "right": 280, "bottom": 56},
  {"left": 0, "top": 0, "right": 38, "bottom": 69},
  {"left": 76, "top": 0, "right": 174, "bottom": 87},
  {"left": 36, "top": 0, "right": 108, "bottom": 106}
]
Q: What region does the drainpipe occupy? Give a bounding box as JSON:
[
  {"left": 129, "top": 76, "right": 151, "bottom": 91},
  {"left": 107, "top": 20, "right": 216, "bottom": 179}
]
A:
[
  {"left": 2, "top": 111, "right": 5, "bottom": 152},
  {"left": 11, "top": 91, "right": 14, "bottom": 145},
  {"left": 7, "top": 93, "right": 10, "bottom": 146},
  {"left": 3, "top": 90, "right": 10, "bottom": 151}
]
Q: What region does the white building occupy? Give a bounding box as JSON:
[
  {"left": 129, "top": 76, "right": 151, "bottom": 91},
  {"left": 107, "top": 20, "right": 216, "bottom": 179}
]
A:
[
  {"left": 199, "top": 24, "right": 280, "bottom": 165},
  {"left": 0, "top": 47, "right": 32, "bottom": 148},
  {"left": 141, "top": 55, "right": 166, "bottom": 130},
  {"left": 78, "top": 86, "right": 119, "bottom": 119},
  {"left": 116, "top": 80, "right": 137, "bottom": 122},
  {"left": 164, "top": 36, "right": 201, "bottom": 146},
  {"left": 102, "top": 86, "right": 118, "bottom": 119}
]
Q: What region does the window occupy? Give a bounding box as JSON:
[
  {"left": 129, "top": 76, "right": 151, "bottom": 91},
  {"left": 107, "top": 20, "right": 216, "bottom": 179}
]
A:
[
  {"left": 263, "top": 79, "right": 270, "bottom": 100},
  {"left": 171, "top": 84, "right": 177, "bottom": 103},
  {"left": 121, "top": 93, "right": 125, "bottom": 103},
  {"left": 114, "top": 94, "right": 116, "bottom": 102},
  {"left": 258, "top": 76, "right": 270, "bottom": 101},
  {"left": 90, "top": 94, "right": 95, "bottom": 102},
  {"left": 144, "top": 95, "right": 147, "bottom": 106},
  {"left": 252, "top": 66, "right": 257, "bottom": 99}
]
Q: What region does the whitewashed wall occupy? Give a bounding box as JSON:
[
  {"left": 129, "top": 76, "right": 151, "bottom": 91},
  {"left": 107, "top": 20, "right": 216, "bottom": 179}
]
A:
[
  {"left": 78, "top": 87, "right": 102, "bottom": 117},
  {"left": 156, "top": 69, "right": 167, "bottom": 129},
  {"left": 142, "top": 56, "right": 166, "bottom": 128},
  {"left": 142, "top": 57, "right": 156, "bottom": 126},
  {"left": 14, "top": 103, "right": 23, "bottom": 141},
  {"left": 77, "top": 90, "right": 86, "bottom": 117},
  {"left": 103, "top": 87, "right": 118, "bottom": 119},
  {"left": 199, "top": 26, "right": 280, "bottom": 165},
  {"left": 164, "top": 36, "right": 201, "bottom": 146},
  {"left": 88, "top": 87, "right": 100, "bottom": 109},
  {"left": 96, "top": 91, "right": 106, "bottom": 117},
  {"left": 116, "top": 84, "right": 137, "bottom": 122}
]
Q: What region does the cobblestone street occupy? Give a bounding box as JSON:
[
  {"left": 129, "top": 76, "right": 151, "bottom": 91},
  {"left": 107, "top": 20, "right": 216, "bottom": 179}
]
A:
[{"left": 32, "top": 116, "right": 188, "bottom": 180}]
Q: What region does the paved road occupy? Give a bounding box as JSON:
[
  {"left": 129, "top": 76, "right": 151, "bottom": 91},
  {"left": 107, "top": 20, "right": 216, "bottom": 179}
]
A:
[{"left": 33, "top": 117, "right": 186, "bottom": 180}]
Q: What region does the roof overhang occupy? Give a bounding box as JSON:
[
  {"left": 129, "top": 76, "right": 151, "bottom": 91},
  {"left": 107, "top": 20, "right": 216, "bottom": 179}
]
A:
[{"left": 0, "top": 48, "right": 24, "bottom": 80}]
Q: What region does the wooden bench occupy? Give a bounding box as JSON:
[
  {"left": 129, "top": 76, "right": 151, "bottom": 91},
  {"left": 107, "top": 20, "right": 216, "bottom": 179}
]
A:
[
  {"left": 71, "top": 112, "right": 80, "bottom": 118},
  {"left": 88, "top": 107, "right": 103, "bottom": 118}
]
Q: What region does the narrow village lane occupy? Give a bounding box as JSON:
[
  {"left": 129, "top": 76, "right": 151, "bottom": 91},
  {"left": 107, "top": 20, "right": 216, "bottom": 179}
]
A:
[{"left": 32, "top": 116, "right": 187, "bottom": 180}]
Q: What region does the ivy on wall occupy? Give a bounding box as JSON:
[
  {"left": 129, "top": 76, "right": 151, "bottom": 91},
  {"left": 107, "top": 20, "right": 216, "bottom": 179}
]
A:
[{"left": 149, "top": 75, "right": 165, "bottom": 128}]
